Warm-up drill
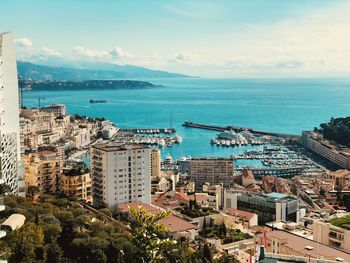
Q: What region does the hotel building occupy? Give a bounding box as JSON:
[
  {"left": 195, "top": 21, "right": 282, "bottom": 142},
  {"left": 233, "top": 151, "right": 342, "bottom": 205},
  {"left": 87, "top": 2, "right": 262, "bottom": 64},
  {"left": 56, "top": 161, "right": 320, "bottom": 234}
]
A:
[
  {"left": 0, "top": 32, "right": 22, "bottom": 195},
  {"left": 91, "top": 142, "right": 151, "bottom": 208},
  {"left": 302, "top": 131, "right": 350, "bottom": 169},
  {"left": 189, "top": 157, "right": 234, "bottom": 189}
]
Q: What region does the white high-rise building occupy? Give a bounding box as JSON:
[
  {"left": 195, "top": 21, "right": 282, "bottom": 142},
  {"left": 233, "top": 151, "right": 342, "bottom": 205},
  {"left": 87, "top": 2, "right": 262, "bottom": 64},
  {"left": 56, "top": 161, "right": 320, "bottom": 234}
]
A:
[
  {"left": 0, "top": 32, "right": 22, "bottom": 195},
  {"left": 91, "top": 142, "right": 151, "bottom": 208}
]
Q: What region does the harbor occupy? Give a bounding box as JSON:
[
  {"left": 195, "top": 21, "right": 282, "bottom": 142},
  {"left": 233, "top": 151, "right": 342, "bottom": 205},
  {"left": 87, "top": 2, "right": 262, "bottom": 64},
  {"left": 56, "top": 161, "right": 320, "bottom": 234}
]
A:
[
  {"left": 112, "top": 127, "right": 181, "bottom": 147},
  {"left": 233, "top": 146, "right": 327, "bottom": 176}
]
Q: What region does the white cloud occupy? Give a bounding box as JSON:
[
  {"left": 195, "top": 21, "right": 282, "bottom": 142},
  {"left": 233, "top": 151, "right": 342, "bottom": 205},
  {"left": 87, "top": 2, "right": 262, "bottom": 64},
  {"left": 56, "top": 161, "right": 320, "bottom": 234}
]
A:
[
  {"left": 73, "top": 46, "right": 131, "bottom": 60},
  {"left": 41, "top": 47, "right": 61, "bottom": 57},
  {"left": 73, "top": 46, "right": 109, "bottom": 59},
  {"left": 15, "top": 38, "right": 33, "bottom": 48},
  {"left": 109, "top": 46, "right": 130, "bottom": 59}
]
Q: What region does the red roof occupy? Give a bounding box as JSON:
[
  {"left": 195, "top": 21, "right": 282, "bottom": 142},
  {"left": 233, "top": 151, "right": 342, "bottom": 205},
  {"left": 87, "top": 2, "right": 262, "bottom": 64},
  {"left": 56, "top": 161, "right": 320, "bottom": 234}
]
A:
[
  {"left": 152, "top": 191, "right": 191, "bottom": 210},
  {"left": 226, "top": 208, "right": 255, "bottom": 221},
  {"left": 117, "top": 202, "right": 196, "bottom": 233},
  {"left": 266, "top": 230, "right": 350, "bottom": 262}
]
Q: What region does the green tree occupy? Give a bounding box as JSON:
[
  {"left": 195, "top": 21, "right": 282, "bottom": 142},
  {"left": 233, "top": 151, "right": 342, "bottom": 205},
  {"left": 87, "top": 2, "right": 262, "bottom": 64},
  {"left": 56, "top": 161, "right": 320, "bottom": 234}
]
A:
[
  {"left": 129, "top": 205, "right": 176, "bottom": 263},
  {"left": 45, "top": 241, "right": 65, "bottom": 263},
  {"left": 221, "top": 223, "right": 227, "bottom": 237},
  {"left": 202, "top": 244, "right": 212, "bottom": 263},
  {"left": 27, "top": 186, "right": 40, "bottom": 201},
  {"left": 8, "top": 222, "right": 45, "bottom": 263},
  {"left": 202, "top": 217, "right": 206, "bottom": 230}
]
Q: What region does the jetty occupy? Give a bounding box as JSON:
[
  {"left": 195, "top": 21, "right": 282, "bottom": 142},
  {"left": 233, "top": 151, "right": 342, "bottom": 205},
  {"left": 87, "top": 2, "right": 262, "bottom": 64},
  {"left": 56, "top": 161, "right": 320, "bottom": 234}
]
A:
[{"left": 182, "top": 121, "right": 299, "bottom": 138}]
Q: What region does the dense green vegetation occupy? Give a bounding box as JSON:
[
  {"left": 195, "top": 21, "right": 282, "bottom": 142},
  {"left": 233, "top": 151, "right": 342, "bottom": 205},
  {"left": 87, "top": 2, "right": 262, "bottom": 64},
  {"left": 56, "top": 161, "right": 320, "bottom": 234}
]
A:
[
  {"left": 315, "top": 117, "right": 350, "bottom": 147},
  {"left": 329, "top": 215, "right": 350, "bottom": 230},
  {"left": 0, "top": 195, "right": 132, "bottom": 263},
  {"left": 176, "top": 200, "right": 215, "bottom": 218},
  {"left": 0, "top": 195, "right": 238, "bottom": 262}
]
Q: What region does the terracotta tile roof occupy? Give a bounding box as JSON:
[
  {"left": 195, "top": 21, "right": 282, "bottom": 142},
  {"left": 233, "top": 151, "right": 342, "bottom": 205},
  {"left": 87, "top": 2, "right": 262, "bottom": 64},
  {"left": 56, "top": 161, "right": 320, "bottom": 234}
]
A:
[
  {"left": 117, "top": 202, "right": 196, "bottom": 233},
  {"left": 266, "top": 230, "right": 350, "bottom": 262},
  {"left": 152, "top": 191, "right": 191, "bottom": 210},
  {"left": 226, "top": 208, "right": 255, "bottom": 221}
]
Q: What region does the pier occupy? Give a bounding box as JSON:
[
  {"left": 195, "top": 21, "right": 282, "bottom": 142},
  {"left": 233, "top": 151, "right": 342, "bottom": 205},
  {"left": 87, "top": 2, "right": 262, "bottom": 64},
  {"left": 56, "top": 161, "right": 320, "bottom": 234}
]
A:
[{"left": 183, "top": 121, "right": 299, "bottom": 138}]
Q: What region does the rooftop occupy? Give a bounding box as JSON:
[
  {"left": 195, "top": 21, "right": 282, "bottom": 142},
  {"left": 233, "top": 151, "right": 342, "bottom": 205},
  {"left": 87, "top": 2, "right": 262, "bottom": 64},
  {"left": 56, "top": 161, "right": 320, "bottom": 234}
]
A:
[
  {"left": 226, "top": 208, "right": 256, "bottom": 221},
  {"left": 117, "top": 202, "right": 196, "bottom": 233},
  {"left": 92, "top": 142, "right": 149, "bottom": 152},
  {"left": 262, "top": 192, "right": 290, "bottom": 199},
  {"left": 265, "top": 230, "right": 350, "bottom": 262}
]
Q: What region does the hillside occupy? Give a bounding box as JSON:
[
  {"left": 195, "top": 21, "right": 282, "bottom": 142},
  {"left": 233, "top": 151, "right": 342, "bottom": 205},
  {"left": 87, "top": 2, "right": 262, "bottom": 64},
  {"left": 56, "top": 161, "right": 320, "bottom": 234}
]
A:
[
  {"left": 17, "top": 61, "right": 190, "bottom": 81},
  {"left": 19, "top": 79, "right": 159, "bottom": 91}
]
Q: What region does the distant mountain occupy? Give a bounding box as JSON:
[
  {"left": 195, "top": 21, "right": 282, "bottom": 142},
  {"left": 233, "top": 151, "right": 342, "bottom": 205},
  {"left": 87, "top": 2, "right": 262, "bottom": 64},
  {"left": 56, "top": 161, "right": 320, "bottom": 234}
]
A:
[
  {"left": 17, "top": 61, "right": 191, "bottom": 81},
  {"left": 20, "top": 79, "right": 159, "bottom": 91}
]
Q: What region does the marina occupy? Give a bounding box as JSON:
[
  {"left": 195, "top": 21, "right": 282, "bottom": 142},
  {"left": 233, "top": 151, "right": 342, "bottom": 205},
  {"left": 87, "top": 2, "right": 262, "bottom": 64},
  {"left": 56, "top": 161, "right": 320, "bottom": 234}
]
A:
[{"left": 233, "top": 146, "right": 327, "bottom": 176}]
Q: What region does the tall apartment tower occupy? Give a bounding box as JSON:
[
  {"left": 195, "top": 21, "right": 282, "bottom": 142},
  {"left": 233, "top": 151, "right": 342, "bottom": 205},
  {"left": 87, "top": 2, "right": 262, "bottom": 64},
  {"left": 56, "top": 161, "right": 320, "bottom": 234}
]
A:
[
  {"left": 91, "top": 142, "right": 151, "bottom": 208},
  {"left": 0, "top": 32, "right": 22, "bottom": 194},
  {"left": 151, "top": 149, "right": 160, "bottom": 178},
  {"left": 189, "top": 157, "right": 234, "bottom": 189}
]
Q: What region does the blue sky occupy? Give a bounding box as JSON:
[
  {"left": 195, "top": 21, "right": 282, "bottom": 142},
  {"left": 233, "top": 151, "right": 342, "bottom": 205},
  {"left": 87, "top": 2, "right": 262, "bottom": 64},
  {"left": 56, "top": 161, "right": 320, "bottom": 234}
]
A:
[{"left": 1, "top": 0, "right": 349, "bottom": 77}]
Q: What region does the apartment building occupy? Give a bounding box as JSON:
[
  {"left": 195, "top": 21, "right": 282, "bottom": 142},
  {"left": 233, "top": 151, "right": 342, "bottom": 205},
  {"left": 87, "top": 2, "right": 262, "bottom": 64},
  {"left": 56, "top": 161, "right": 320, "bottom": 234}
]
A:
[
  {"left": 151, "top": 149, "right": 160, "bottom": 178},
  {"left": 24, "top": 151, "right": 63, "bottom": 194},
  {"left": 189, "top": 157, "right": 234, "bottom": 189},
  {"left": 326, "top": 169, "right": 350, "bottom": 190},
  {"left": 302, "top": 131, "right": 350, "bottom": 169},
  {"left": 313, "top": 220, "right": 350, "bottom": 253},
  {"left": 40, "top": 104, "right": 67, "bottom": 117},
  {"left": 62, "top": 162, "right": 92, "bottom": 202},
  {"left": 71, "top": 128, "right": 90, "bottom": 148},
  {"left": 91, "top": 142, "right": 151, "bottom": 208},
  {"left": 0, "top": 32, "right": 22, "bottom": 194},
  {"left": 266, "top": 230, "right": 350, "bottom": 262}
]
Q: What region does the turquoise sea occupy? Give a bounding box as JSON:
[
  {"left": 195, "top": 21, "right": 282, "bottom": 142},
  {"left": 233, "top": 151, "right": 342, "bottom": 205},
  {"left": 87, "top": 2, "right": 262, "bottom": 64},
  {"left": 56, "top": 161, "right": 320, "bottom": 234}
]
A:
[{"left": 23, "top": 78, "right": 350, "bottom": 160}]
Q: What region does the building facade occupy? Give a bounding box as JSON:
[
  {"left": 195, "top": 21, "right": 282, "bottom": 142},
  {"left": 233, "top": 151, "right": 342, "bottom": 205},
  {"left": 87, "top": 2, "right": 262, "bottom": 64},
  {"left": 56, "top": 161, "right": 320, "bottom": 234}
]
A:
[
  {"left": 224, "top": 191, "right": 298, "bottom": 225},
  {"left": 313, "top": 220, "right": 350, "bottom": 253},
  {"left": 0, "top": 32, "right": 22, "bottom": 195},
  {"left": 151, "top": 149, "right": 160, "bottom": 178},
  {"left": 40, "top": 104, "right": 67, "bottom": 117},
  {"left": 189, "top": 157, "right": 234, "bottom": 189},
  {"left": 62, "top": 171, "right": 92, "bottom": 202},
  {"left": 91, "top": 143, "right": 151, "bottom": 208},
  {"left": 24, "top": 151, "right": 63, "bottom": 194},
  {"left": 302, "top": 131, "right": 350, "bottom": 169}
]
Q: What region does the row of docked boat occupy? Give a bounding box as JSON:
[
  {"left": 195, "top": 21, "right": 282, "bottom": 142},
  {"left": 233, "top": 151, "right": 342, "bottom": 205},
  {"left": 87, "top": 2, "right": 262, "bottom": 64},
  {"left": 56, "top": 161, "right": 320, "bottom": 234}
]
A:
[
  {"left": 210, "top": 138, "right": 264, "bottom": 147},
  {"left": 114, "top": 135, "right": 182, "bottom": 147}
]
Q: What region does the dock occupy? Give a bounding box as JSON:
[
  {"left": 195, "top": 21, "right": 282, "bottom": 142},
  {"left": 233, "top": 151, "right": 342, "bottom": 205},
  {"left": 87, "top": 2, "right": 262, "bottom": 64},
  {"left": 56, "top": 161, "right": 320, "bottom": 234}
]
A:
[{"left": 182, "top": 121, "right": 299, "bottom": 138}]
